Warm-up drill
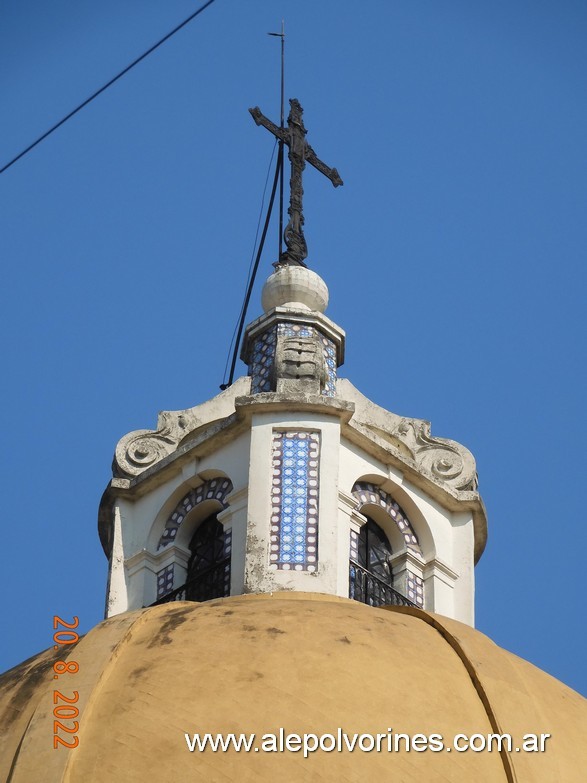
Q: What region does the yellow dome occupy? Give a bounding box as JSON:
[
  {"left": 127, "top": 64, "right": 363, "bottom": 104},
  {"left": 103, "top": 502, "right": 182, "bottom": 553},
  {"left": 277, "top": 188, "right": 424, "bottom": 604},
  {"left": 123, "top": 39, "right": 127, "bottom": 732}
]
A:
[{"left": 1, "top": 593, "right": 585, "bottom": 782}]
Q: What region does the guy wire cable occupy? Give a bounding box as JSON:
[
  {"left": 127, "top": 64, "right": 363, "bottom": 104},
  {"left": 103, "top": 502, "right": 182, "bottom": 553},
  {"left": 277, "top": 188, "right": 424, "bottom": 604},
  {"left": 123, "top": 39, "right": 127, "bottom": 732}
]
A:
[
  {"left": 221, "top": 146, "right": 282, "bottom": 390},
  {"left": 221, "top": 140, "right": 278, "bottom": 387}
]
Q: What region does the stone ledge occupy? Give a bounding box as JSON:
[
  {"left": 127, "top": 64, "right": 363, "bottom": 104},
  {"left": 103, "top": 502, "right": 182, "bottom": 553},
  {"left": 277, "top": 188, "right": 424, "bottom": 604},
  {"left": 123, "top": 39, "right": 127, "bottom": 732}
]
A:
[{"left": 234, "top": 393, "right": 355, "bottom": 422}]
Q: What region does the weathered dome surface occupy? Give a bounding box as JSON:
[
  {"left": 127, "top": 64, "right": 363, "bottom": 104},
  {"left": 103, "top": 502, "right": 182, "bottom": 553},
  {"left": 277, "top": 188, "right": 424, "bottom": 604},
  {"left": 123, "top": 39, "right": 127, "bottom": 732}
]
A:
[{"left": 1, "top": 594, "right": 585, "bottom": 782}]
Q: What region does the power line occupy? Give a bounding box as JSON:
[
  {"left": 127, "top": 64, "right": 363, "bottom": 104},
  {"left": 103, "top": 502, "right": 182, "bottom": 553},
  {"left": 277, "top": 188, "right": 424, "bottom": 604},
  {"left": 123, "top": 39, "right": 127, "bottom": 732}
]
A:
[{"left": 0, "top": 0, "right": 218, "bottom": 175}]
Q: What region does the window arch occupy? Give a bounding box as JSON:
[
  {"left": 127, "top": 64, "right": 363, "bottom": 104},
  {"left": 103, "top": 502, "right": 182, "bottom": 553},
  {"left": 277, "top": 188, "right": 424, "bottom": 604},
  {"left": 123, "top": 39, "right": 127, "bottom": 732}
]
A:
[
  {"left": 157, "top": 477, "right": 232, "bottom": 550},
  {"left": 153, "top": 477, "right": 233, "bottom": 604},
  {"left": 351, "top": 481, "right": 421, "bottom": 555},
  {"left": 349, "top": 481, "right": 423, "bottom": 608}
]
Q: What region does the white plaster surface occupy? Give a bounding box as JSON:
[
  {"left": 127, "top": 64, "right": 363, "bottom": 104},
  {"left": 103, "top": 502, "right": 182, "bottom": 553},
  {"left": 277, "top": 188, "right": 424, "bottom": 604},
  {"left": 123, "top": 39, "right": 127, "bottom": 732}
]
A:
[
  {"left": 102, "top": 370, "right": 484, "bottom": 625},
  {"left": 261, "top": 265, "right": 329, "bottom": 313}
]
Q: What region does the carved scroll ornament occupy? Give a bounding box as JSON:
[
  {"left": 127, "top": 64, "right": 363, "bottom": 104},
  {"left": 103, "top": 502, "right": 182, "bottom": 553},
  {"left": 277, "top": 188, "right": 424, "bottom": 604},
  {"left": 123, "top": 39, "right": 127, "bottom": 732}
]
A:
[
  {"left": 395, "top": 419, "right": 478, "bottom": 491},
  {"left": 114, "top": 412, "right": 183, "bottom": 478}
]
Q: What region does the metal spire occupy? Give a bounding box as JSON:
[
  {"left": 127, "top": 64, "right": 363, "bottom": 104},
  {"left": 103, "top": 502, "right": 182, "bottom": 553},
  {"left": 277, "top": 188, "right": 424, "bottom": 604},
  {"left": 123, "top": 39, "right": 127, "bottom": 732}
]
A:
[{"left": 268, "top": 21, "right": 285, "bottom": 260}]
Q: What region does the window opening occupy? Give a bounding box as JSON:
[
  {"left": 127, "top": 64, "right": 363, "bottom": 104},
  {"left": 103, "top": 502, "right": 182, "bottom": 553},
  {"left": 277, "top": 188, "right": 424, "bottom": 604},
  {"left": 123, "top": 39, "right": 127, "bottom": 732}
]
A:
[
  {"left": 184, "top": 514, "right": 230, "bottom": 602},
  {"left": 350, "top": 516, "right": 414, "bottom": 607}
]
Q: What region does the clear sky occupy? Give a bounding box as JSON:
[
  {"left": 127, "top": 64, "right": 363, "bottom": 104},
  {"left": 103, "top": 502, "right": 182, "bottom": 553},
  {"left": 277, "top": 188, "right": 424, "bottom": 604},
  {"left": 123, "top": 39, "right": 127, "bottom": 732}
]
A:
[{"left": 1, "top": 0, "right": 586, "bottom": 696}]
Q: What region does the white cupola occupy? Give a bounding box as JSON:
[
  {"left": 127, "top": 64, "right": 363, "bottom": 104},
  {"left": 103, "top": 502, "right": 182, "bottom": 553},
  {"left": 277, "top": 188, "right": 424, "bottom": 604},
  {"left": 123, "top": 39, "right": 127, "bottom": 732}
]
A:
[{"left": 99, "top": 262, "right": 486, "bottom": 626}]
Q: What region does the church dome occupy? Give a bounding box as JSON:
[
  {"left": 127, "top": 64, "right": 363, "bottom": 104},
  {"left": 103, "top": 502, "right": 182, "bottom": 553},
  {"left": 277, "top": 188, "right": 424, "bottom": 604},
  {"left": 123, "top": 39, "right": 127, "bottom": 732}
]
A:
[{"left": 1, "top": 593, "right": 585, "bottom": 781}]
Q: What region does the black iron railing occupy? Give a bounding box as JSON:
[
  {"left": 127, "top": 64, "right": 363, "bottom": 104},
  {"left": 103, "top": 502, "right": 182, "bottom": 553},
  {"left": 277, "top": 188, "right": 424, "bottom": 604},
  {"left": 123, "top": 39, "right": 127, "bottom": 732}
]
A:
[
  {"left": 349, "top": 561, "right": 417, "bottom": 608},
  {"left": 151, "top": 559, "right": 230, "bottom": 606},
  {"left": 151, "top": 559, "right": 416, "bottom": 609}
]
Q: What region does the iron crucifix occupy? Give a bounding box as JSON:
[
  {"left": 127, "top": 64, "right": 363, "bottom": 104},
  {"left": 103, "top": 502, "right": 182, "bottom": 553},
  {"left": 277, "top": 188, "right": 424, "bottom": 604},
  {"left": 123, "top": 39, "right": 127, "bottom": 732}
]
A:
[{"left": 249, "top": 98, "right": 343, "bottom": 267}]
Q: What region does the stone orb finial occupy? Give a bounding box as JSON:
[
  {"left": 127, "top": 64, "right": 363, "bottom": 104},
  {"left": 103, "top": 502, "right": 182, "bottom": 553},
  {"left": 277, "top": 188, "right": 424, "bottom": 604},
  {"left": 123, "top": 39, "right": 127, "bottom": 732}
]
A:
[{"left": 261, "top": 265, "right": 329, "bottom": 313}]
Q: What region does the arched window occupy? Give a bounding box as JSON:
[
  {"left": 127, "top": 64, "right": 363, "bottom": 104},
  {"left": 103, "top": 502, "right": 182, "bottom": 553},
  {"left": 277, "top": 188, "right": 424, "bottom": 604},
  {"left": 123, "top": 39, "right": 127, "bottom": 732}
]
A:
[
  {"left": 185, "top": 514, "right": 230, "bottom": 602},
  {"left": 350, "top": 517, "right": 394, "bottom": 607},
  {"left": 358, "top": 517, "right": 393, "bottom": 584}
]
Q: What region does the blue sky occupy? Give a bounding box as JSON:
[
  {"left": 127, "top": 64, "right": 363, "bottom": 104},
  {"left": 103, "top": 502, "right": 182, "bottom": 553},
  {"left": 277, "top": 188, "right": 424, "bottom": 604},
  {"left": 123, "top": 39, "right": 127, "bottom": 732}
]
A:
[{"left": 1, "top": 0, "right": 586, "bottom": 696}]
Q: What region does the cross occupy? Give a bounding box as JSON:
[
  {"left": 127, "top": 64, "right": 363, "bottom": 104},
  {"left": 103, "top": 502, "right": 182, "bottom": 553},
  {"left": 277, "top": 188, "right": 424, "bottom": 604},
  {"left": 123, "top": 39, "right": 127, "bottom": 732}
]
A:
[{"left": 249, "top": 98, "right": 343, "bottom": 267}]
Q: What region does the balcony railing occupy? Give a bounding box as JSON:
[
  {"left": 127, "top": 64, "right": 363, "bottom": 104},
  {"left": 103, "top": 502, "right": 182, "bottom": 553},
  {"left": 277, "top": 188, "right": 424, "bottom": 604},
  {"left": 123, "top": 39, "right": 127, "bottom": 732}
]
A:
[
  {"left": 349, "top": 561, "right": 417, "bottom": 608},
  {"left": 151, "top": 559, "right": 416, "bottom": 609},
  {"left": 151, "top": 560, "right": 230, "bottom": 606}
]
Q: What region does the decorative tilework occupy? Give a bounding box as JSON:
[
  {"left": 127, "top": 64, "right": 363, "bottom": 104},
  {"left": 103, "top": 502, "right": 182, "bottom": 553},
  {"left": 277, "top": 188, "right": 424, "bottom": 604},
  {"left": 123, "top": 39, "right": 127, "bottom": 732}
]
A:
[
  {"left": 406, "top": 572, "right": 424, "bottom": 608},
  {"left": 223, "top": 527, "right": 232, "bottom": 595},
  {"left": 157, "top": 477, "right": 233, "bottom": 549},
  {"left": 270, "top": 431, "right": 320, "bottom": 571},
  {"left": 320, "top": 336, "right": 337, "bottom": 397},
  {"left": 351, "top": 481, "right": 421, "bottom": 555},
  {"left": 249, "top": 323, "right": 337, "bottom": 396},
  {"left": 156, "top": 564, "right": 175, "bottom": 599},
  {"left": 349, "top": 528, "right": 359, "bottom": 562},
  {"left": 250, "top": 327, "right": 278, "bottom": 393},
  {"left": 278, "top": 323, "right": 313, "bottom": 339}
]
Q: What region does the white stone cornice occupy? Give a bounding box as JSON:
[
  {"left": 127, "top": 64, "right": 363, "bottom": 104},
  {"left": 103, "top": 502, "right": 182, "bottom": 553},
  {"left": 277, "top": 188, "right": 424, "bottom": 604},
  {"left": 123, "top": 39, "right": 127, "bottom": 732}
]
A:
[
  {"left": 125, "top": 549, "right": 158, "bottom": 576},
  {"left": 338, "top": 378, "right": 478, "bottom": 491},
  {"left": 338, "top": 489, "right": 360, "bottom": 513},
  {"left": 125, "top": 544, "right": 191, "bottom": 577},
  {"left": 112, "top": 375, "right": 251, "bottom": 480},
  {"left": 423, "top": 557, "right": 459, "bottom": 584},
  {"left": 338, "top": 415, "right": 486, "bottom": 563},
  {"left": 235, "top": 394, "right": 354, "bottom": 423}
]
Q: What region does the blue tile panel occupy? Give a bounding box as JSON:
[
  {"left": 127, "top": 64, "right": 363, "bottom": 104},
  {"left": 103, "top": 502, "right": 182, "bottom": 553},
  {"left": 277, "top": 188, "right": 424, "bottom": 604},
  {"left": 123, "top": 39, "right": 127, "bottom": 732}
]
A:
[
  {"left": 321, "top": 335, "right": 337, "bottom": 396},
  {"left": 249, "top": 323, "right": 337, "bottom": 396},
  {"left": 158, "top": 477, "right": 233, "bottom": 550},
  {"left": 250, "top": 326, "right": 277, "bottom": 393},
  {"left": 351, "top": 481, "right": 421, "bottom": 555},
  {"left": 156, "top": 564, "right": 175, "bottom": 599},
  {"left": 270, "top": 431, "right": 320, "bottom": 571},
  {"left": 278, "top": 323, "right": 313, "bottom": 339}
]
